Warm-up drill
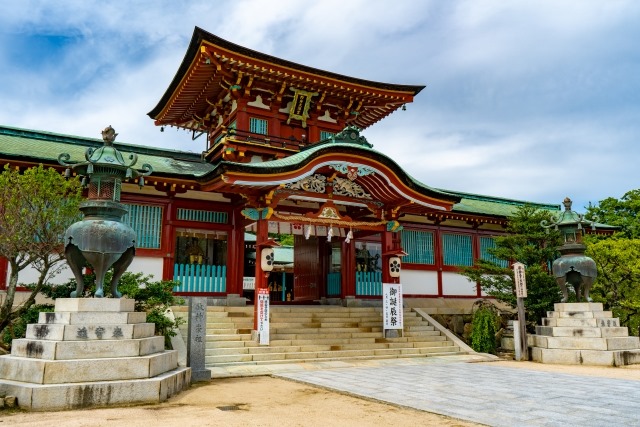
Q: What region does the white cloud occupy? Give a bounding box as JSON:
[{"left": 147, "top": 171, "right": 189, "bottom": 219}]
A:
[{"left": 0, "top": 0, "right": 639, "bottom": 211}]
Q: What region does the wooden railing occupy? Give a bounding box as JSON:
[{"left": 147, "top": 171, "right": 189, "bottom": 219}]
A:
[
  {"left": 356, "top": 271, "right": 382, "bottom": 296},
  {"left": 173, "top": 263, "right": 226, "bottom": 293}
]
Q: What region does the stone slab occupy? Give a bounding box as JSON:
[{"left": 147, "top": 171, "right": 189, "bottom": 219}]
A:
[
  {"left": 613, "top": 350, "right": 640, "bottom": 366},
  {"left": 150, "top": 349, "right": 178, "bottom": 377},
  {"left": 11, "top": 336, "right": 165, "bottom": 360},
  {"left": 0, "top": 366, "right": 190, "bottom": 411},
  {"left": 26, "top": 323, "right": 156, "bottom": 341},
  {"left": 0, "top": 351, "right": 177, "bottom": 384},
  {"left": 531, "top": 347, "right": 615, "bottom": 365},
  {"left": 540, "top": 336, "right": 639, "bottom": 351},
  {"left": 554, "top": 302, "right": 604, "bottom": 312},
  {"left": 39, "top": 311, "right": 147, "bottom": 325},
  {"left": 55, "top": 298, "right": 135, "bottom": 313},
  {"left": 542, "top": 318, "right": 595, "bottom": 327}
]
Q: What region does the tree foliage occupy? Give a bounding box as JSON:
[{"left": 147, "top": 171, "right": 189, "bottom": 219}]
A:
[
  {"left": 469, "top": 302, "right": 500, "bottom": 354},
  {"left": 0, "top": 164, "right": 82, "bottom": 337},
  {"left": 461, "top": 205, "right": 563, "bottom": 328},
  {"left": 586, "top": 189, "right": 640, "bottom": 239},
  {"left": 585, "top": 238, "right": 640, "bottom": 336}
]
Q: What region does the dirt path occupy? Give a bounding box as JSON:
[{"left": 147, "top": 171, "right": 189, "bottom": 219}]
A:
[{"left": 0, "top": 376, "right": 479, "bottom": 427}]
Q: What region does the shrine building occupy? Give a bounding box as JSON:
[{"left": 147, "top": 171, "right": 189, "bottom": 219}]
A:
[{"left": 0, "top": 27, "right": 560, "bottom": 309}]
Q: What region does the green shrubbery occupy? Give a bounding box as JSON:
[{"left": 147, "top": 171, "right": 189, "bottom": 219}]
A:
[{"left": 469, "top": 302, "right": 500, "bottom": 354}]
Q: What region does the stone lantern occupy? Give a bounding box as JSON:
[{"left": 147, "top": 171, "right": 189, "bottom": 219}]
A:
[
  {"left": 541, "top": 197, "right": 597, "bottom": 302},
  {"left": 58, "top": 126, "right": 152, "bottom": 298}
]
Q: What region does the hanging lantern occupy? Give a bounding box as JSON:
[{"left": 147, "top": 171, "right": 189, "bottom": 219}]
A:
[
  {"left": 261, "top": 247, "right": 275, "bottom": 272},
  {"left": 389, "top": 256, "right": 401, "bottom": 278}
]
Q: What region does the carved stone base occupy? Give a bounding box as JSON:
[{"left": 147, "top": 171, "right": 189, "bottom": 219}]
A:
[
  {"left": 0, "top": 298, "right": 190, "bottom": 411},
  {"left": 531, "top": 302, "right": 640, "bottom": 366}
]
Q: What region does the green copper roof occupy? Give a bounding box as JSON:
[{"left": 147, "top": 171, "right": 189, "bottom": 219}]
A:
[
  {"left": 213, "top": 128, "right": 460, "bottom": 204},
  {"left": 448, "top": 190, "right": 560, "bottom": 217},
  {"left": 0, "top": 125, "right": 214, "bottom": 178},
  {"left": 0, "top": 124, "right": 567, "bottom": 219}
]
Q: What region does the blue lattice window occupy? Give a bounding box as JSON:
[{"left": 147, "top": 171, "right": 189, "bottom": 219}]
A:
[
  {"left": 442, "top": 233, "right": 473, "bottom": 267},
  {"left": 122, "top": 204, "right": 163, "bottom": 249},
  {"left": 177, "top": 208, "right": 228, "bottom": 224},
  {"left": 320, "top": 131, "right": 335, "bottom": 140},
  {"left": 480, "top": 236, "right": 508, "bottom": 267},
  {"left": 249, "top": 117, "right": 268, "bottom": 135},
  {"left": 401, "top": 230, "right": 434, "bottom": 264}
]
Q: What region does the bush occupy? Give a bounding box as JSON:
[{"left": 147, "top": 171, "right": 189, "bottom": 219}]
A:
[{"left": 470, "top": 303, "right": 500, "bottom": 354}]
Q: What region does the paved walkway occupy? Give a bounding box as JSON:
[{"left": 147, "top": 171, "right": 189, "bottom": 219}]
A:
[{"left": 273, "top": 358, "right": 640, "bottom": 427}]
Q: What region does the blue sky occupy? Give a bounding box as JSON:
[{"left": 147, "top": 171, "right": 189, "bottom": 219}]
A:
[{"left": 1, "top": 0, "right": 639, "bottom": 211}]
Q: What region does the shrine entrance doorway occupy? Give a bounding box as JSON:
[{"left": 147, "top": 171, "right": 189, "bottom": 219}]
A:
[{"left": 292, "top": 234, "right": 321, "bottom": 301}]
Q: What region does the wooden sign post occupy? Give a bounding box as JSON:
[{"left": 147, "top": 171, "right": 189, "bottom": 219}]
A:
[{"left": 513, "top": 262, "right": 528, "bottom": 361}]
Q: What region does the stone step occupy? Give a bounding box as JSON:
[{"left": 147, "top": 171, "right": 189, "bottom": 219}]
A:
[
  {"left": 0, "top": 367, "right": 191, "bottom": 411},
  {"left": 541, "top": 317, "right": 620, "bottom": 327},
  {"left": 206, "top": 339, "right": 453, "bottom": 357},
  {"left": 11, "top": 336, "right": 165, "bottom": 360},
  {"left": 0, "top": 351, "right": 178, "bottom": 384},
  {"left": 533, "top": 335, "right": 640, "bottom": 351},
  {"left": 553, "top": 302, "right": 605, "bottom": 312},
  {"left": 205, "top": 334, "right": 253, "bottom": 342},
  {"left": 207, "top": 351, "right": 467, "bottom": 368},
  {"left": 270, "top": 327, "right": 380, "bottom": 334},
  {"left": 206, "top": 328, "right": 253, "bottom": 335},
  {"left": 546, "top": 311, "right": 613, "bottom": 319},
  {"left": 205, "top": 345, "right": 461, "bottom": 364},
  {"left": 271, "top": 307, "right": 380, "bottom": 313},
  {"left": 26, "top": 323, "right": 156, "bottom": 341},
  {"left": 38, "top": 311, "right": 147, "bottom": 325},
  {"left": 532, "top": 347, "right": 640, "bottom": 366},
  {"left": 535, "top": 326, "right": 629, "bottom": 338},
  {"left": 269, "top": 331, "right": 383, "bottom": 340},
  {"left": 206, "top": 321, "right": 254, "bottom": 328}
]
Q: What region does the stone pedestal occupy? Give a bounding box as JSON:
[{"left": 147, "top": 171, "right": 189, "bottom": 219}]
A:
[
  {"left": 0, "top": 298, "right": 191, "bottom": 411},
  {"left": 532, "top": 302, "right": 640, "bottom": 366}
]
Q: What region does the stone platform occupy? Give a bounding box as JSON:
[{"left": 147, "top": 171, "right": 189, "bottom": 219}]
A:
[
  {"left": 0, "top": 298, "right": 191, "bottom": 411},
  {"left": 531, "top": 302, "right": 640, "bottom": 366}
]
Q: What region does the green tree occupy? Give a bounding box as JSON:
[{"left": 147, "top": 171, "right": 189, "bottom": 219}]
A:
[
  {"left": 585, "top": 238, "right": 640, "bottom": 336},
  {"left": 586, "top": 189, "right": 640, "bottom": 239},
  {"left": 0, "top": 164, "right": 82, "bottom": 337},
  {"left": 461, "top": 205, "right": 563, "bottom": 328}
]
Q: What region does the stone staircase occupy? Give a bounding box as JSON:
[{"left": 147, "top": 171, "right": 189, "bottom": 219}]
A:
[{"left": 173, "top": 306, "right": 470, "bottom": 367}]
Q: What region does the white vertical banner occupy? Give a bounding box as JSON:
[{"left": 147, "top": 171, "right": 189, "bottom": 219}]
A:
[
  {"left": 257, "top": 288, "right": 270, "bottom": 345},
  {"left": 383, "top": 283, "right": 403, "bottom": 330}
]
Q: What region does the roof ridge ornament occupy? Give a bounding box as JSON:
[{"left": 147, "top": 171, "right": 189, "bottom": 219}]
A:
[{"left": 334, "top": 126, "right": 373, "bottom": 148}]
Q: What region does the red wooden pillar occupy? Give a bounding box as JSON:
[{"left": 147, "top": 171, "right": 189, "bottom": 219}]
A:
[
  {"left": 472, "top": 232, "right": 482, "bottom": 297},
  {"left": 161, "top": 198, "right": 175, "bottom": 281},
  {"left": 381, "top": 230, "right": 402, "bottom": 284},
  {"left": 0, "top": 257, "right": 8, "bottom": 290},
  {"left": 253, "top": 217, "right": 269, "bottom": 330},
  {"left": 226, "top": 207, "right": 245, "bottom": 296},
  {"left": 341, "top": 239, "right": 355, "bottom": 298},
  {"left": 434, "top": 227, "right": 443, "bottom": 296}
]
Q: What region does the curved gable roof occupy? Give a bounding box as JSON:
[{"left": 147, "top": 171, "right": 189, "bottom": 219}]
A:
[{"left": 203, "top": 131, "right": 460, "bottom": 212}]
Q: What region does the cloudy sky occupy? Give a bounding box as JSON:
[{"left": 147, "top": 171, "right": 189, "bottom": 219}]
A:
[{"left": 1, "top": 1, "right": 639, "bottom": 211}]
